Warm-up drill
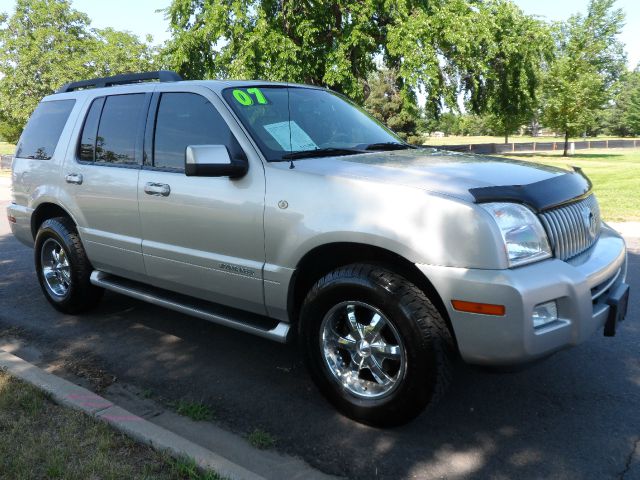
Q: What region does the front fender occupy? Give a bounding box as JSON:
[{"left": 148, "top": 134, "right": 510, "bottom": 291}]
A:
[{"left": 264, "top": 165, "right": 506, "bottom": 271}]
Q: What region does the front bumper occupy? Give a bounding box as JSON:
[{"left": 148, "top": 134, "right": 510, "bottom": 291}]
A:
[{"left": 417, "top": 226, "right": 628, "bottom": 365}]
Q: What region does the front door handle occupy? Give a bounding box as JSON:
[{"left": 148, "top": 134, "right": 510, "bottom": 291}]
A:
[
  {"left": 65, "top": 173, "right": 83, "bottom": 185},
  {"left": 144, "top": 182, "right": 171, "bottom": 197}
]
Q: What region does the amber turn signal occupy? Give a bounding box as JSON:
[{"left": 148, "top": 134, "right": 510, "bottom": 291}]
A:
[{"left": 451, "top": 300, "right": 506, "bottom": 316}]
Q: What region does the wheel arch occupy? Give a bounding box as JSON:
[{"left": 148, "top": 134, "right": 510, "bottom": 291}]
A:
[
  {"left": 287, "top": 242, "right": 458, "bottom": 348},
  {"left": 31, "top": 202, "right": 77, "bottom": 239}
]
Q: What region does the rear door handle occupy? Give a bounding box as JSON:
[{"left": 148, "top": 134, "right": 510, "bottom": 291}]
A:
[
  {"left": 65, "top": 173, "right": 83, "bottom": 185},
  {"left": 144, "top": 182, "right": 171, "bottom": 197}
]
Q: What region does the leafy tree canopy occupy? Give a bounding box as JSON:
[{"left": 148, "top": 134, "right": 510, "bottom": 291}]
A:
[
  {"left": 0, "top": 0, "right": 157, "bottom": 142},
  {"left": 163, "top": 0, "right": 551, "bottom": 131},
  {"left": 364, "top": 68, "right": 422, "bottom": 143},
  {"left": 470, "top": 1, "right": 553, "bottom": 142},
  {"left": 601, "top": 67, "right": 640, "bottom": 136},
  {"left": 541, "top": 0, "right": 626, "bottom": 155},
  {"left": 626, "top": 68, "right": 640, "bottom": 135}
]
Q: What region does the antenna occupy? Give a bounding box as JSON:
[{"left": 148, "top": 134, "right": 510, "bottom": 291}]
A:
[
  {"left": 282, "top": 1, "right": 295, "bottom": 169},
  {"left": 286, "top": 87, "right": 295, "bottom": 169}
]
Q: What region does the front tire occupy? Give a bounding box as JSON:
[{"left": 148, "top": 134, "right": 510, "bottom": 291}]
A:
[
  {"left": 34, "top": 217, "right": 103, "bottom": 314},
  {"left": 299, "top": 264, "right": 454, "bottom": 427}
]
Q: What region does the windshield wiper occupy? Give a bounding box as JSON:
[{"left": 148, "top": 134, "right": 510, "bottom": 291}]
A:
[
  {"left": 281, "top": 147, "right": 366, "bottom": 160},
  {"left": 365, "top": 142, "right": 415, "bottom": 151}
]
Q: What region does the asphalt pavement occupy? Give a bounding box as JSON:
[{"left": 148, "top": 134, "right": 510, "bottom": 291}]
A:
[{"left": 0, "top": 177, "right": 638, "bottom": 479}]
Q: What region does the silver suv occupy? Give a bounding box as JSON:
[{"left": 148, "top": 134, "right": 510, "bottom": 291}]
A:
[{"left": 7, "top": 71, "right": 630, "bottom": 426}]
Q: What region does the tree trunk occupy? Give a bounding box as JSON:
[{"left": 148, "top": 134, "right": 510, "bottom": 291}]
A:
[
  {"left": 505, "top": 131, "right": 509, "bottom": 144},
  {"left": 563, "top": 130, "right": 569, "bottom": 156}
]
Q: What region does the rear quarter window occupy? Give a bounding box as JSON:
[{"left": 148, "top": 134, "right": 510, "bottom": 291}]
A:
[{"left": 16, "top": 99, "right": 76, "bottom": 160}]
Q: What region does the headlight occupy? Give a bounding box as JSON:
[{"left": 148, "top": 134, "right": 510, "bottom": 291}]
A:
[{"left": 481, "top": 203, "right": 551, "bottom": 267}]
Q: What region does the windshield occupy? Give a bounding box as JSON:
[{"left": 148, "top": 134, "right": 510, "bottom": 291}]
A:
[{"left": 222, "top": 86, "right": 404, "bottom": 161}]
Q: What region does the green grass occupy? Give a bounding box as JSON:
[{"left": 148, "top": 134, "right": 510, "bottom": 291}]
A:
[
  {"left": 141, "top": 388, "right": 154, "bottom": 399},
  {"left": 499, "top": 148, "right": 640, "bottom": 222},
  {"left": 0, "top": 142, "right": 15, "bottom": 155},
  {"left": 168, "top": 456, "right": 226, "bottom": 480},
  {"left": 247, "top": 429, "right": 275, "bottom": 450},
  {"left": 171, "top": 399, "right": 215, "bottom": 421},
  {"left": 0, "top": 370, "right": 221, "bottom": 479},
  {"left": 423, "top": 135, "right": 637, "bottom": 146}
]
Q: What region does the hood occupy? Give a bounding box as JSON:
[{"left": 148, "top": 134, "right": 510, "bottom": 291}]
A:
[{"left": 280, "top": 148, "right": 587, "bottom": 208}]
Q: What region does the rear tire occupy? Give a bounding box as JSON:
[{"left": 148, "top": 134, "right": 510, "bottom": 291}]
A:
[
  {"left": 299, "top": 264, "right": 454, "bottom": 427},
  {"left": 34, "top": 217, "right": 103, "bottom": 314}
]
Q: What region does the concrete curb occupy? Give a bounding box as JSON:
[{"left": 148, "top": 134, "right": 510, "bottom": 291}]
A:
[{"left": 0, "top": 348, "right": 265, "bottom": 480}]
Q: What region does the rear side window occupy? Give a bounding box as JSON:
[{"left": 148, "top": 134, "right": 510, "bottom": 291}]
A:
[
  {"left": 16, "top": 100, "right": 75, "bottom": 160},
  {"left": 96, "top": 94, "right": 146, "bottom": 165},
  {"left": 78, "top": 97, "right": 105, "bottom": 161},
  {"left": 153, "top": 93, "right": 234, "bottom": 170}
]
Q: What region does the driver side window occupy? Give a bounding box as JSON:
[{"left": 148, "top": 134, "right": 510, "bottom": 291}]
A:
[{"left": 153, "top": 93, "right": 234, "bottom": 170}]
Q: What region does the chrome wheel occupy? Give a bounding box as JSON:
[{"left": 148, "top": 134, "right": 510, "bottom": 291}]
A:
[
  {"left": 320, "top": 301, "right": 406, "bottom": 399},
  {"left": 40, "top": 238, "right": 71, "bottom": 298}
]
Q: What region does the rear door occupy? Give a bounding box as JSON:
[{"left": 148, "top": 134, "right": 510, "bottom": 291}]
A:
[
  {"left": 137, "top": 86, "right": 266, "bottom": 314},
  {"left": 64, "top": 91, "right": 150, "bottom": 281}
]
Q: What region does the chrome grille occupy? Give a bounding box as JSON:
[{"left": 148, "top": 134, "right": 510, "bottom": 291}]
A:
[{"left": 539, "top": 194, "right": 601, "bottom": 261}]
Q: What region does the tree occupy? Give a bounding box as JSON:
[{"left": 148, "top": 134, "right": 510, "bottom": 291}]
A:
[
  {"left": 364, "top": 69, "right": 421, "bottom": 143},
  {"left": 162, "top": 0, "right": 549, "bottom": 119},
  {"left": 162, "top": 0, "right": 384, "bottom": 102},
  {"left": 434, "top": 113, "right": 462, "bottom": 136},
  {"left": 86, "top": 28, "right": 158, "bottom": 78},
  {"left": 0, "top": 0, "right": 157, "bottom": 143},
  {"left": 0, "top": 0, "right": 89, "bottom": 141},
  {"left": 473, "top": 1, "right": 553, "bottom": 143},
  {"left": 603, "top": 68, "right": 640, "bottom": 136},
  {"left": 381, "top": 0, "right": 494, "bottom": 117},
  {"left": 627, "top": 72, "right": 640, "bottom": 135},
  {"left": 541, "top": 0, "right": 626, "bottom": 156},
  {"left": 459, "top": 113, "right": 502, "bottom": 136}
]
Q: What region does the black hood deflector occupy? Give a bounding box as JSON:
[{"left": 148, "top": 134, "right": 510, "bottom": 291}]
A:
[{"left": 469, "top": 168, "right": 592, "bottom": 212}]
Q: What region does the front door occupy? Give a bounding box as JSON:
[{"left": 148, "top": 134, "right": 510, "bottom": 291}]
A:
[{"left": 137, "top": 88, "right": 266, "bottom": 314}]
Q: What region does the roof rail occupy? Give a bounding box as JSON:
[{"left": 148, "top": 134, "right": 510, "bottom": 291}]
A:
[{"left": 56, "top": 70, "right": 183, "bottom": 94}]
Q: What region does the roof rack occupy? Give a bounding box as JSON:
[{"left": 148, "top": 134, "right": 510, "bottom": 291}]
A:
[{"left": 56, "top": 70, "right": 183, "bottom": 93}]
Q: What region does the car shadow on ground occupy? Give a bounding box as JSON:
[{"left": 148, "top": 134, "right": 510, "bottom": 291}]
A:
[{"left": 0, "top": 229, "right": 638, "bottom": 480}]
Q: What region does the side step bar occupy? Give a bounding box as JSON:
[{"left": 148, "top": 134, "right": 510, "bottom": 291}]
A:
[{"left": 90, "top": 271, "right": 290, "bottom": 343}]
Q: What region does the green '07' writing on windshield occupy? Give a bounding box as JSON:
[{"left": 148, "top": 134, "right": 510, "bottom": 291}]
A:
[{"left": 232, "top": 88, "right": 268, "bottom": 106}]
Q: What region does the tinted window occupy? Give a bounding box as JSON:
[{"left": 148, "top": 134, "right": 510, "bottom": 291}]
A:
[
  {"left": 78, "top": 97, "right": 105, "bottom": 161},
  {"left": 96, "top": 94, "right": 146, "bottom": 165},
  {"left": 16, "top": 100, "right": 75, "bottom": 160},
  {"left": 154, "top": 93, "right": 233, "bottom": 170}
]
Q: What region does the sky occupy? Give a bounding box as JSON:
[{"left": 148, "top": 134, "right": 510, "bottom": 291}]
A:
[
  {"left": 514, "top": 0, "right": 639, "bottom": 68},
  {"left": 0, "top": 0, "right": 637, "bottom": 69}
]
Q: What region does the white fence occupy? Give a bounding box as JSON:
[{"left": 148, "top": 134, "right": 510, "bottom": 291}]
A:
[{"left": 432, "top": 138, "right": 640, "bottom": 154}]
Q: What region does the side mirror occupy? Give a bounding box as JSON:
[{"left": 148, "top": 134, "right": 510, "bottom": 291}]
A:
[{"left": 185, "top": 145, "right": 248, "bottom": 178}]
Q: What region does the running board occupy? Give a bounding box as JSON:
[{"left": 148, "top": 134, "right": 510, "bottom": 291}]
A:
[{"left": 90, "top": 271, "right": 290, "bottom": 343}]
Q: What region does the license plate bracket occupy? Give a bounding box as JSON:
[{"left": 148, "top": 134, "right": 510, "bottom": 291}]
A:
[{"left": 604, "top": 283, "right": 630, "bottom": 337}]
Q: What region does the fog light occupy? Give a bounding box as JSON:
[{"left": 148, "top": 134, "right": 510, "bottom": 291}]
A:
[{"left": 532, "top": 301, "right": 558, "bottom": 329}]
